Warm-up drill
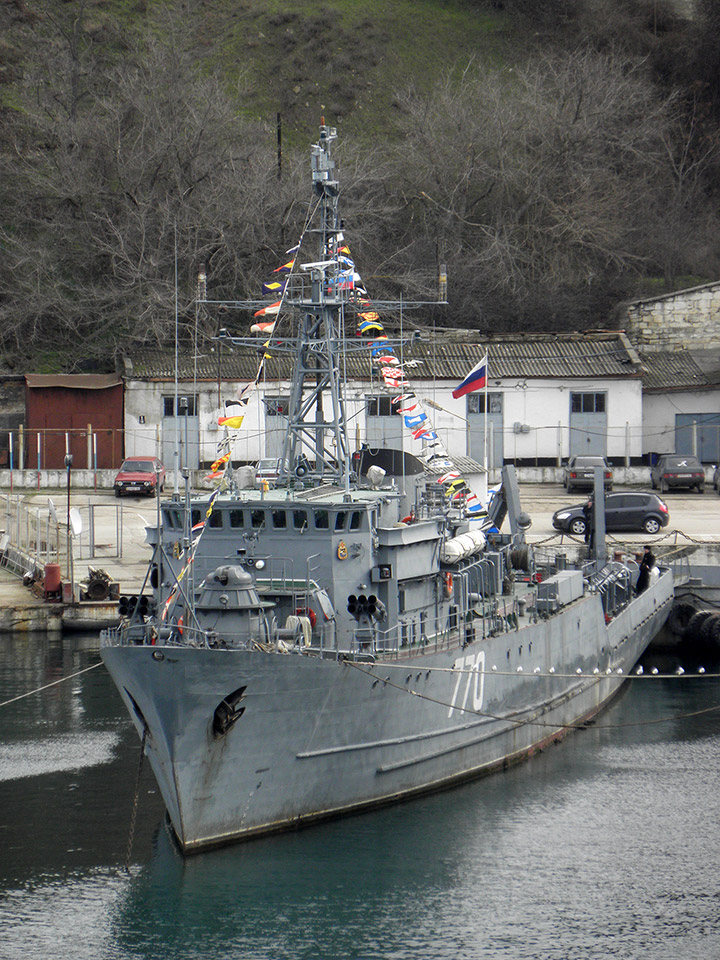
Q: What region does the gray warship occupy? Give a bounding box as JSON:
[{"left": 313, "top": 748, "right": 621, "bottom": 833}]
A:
[{"left": 101, "top": 122, "right": 674, "bottom": 854}]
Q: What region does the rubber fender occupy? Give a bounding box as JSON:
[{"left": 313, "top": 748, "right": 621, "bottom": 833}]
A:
[
  {"left": 699, "top": 613, "right": 720, "bottom": 648},
  {"left": 683, "top": 610, "right": 713, "bottom": 643},
  {"left": 667, "top": 602, "right": 696, "bottom": 636}
]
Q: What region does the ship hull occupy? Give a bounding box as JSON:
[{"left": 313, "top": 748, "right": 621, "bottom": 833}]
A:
[{"left": 102, "top": 572, "right": 673, "bottom": 852}]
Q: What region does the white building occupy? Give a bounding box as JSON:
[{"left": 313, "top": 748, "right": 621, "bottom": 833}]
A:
[
  {"left": 121, "top": 330, "right": 646, "bottom": 475},
  {"left": 640, "top": 350, "right": 720, "bottom": 462},
  {"left": 623, "top": 280, "right": 720, "bottom": 463}
]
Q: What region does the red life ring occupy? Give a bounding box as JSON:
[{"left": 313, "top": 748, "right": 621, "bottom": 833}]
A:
[
  {"left": 443, "top": 572, "right": 453, "bottom": 598},
  {"left": 177, "top": 615, "right": 184, "bottom": 636},
  {"left": 295, "top": 607, "right": 317, "bottom": 628}
]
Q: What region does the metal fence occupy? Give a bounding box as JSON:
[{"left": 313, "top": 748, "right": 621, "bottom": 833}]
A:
[
  {"left": 0, "top": 494, "right": 65, "bottom": 579},
  {"left": 0, "top": 494, "right": 125, "bottom": 582}
]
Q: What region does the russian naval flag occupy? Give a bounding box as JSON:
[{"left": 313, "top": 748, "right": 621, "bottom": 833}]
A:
[{"left": 452, "top": 354, "right": 487, "bottom": 399}]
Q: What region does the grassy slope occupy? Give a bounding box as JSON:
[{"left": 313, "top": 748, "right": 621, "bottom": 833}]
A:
[{"left": 0, "top": 0, "right": 515, "bottom": 142}]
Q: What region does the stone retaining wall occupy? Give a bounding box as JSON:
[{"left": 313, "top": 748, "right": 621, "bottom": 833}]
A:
[{"left": 624, "top": 282, "right": 720, "bottom": 353}]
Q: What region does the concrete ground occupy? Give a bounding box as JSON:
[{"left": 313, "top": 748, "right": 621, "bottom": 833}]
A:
[{"left": 518, "top": 483, "right": 720, "bottom": 546}]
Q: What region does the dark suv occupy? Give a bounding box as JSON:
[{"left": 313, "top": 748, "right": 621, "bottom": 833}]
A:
[
  {"left": 552, "top": 492, "right": 670, "bottom": 536},
  {"left": 562, "top": 455, "right": 613, "bottom": 493},
  {"left": 650, "top": 455, "right": 705, "bottom": 493}
]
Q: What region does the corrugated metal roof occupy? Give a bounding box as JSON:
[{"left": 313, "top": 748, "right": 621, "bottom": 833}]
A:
[
  {"left": 126, "top": 348, "right": 270, "bottom": 382},
  {"left": 409, "top": 332, "right": 640, "bottom": 379},
  {"left": 26, "top": 374, "right": 122, "bottom": 389},
  {"left": 125, "top": 331, "right": 640, "bottom": 384},
  {"left": 640, "top": 351, "right": 711, "bottom": 392}
]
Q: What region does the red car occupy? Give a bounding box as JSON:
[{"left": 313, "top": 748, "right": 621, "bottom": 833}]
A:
[{"left": 113, "top": 457, "right": 166, "bottom": 497}]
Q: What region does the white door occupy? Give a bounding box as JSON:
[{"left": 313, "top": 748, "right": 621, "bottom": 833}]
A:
[
  {"left": 569, "top": 392, "right": 607, "bottom": 457},
  {"left": 161, "top": 394, "right": 199, "bottom": 470},
  {"left": 263, "top": 396, "right": 290, "bottom": 458}
]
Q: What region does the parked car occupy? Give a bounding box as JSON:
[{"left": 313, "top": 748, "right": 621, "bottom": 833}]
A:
[
  {"left": 650, "top": 454, "right": 705, "bottom": 493},
  {"left": 562, "top": 455, "right": 613, "bottom": 493},
  {"left": 113, "top": 457, "right": 165, "bottom": 497},
  {"left": 552, "top": 491, "right": 670, "bottom": 536},
  {"left": 713, "top": 464, "right": 720, "bottom": 494}
]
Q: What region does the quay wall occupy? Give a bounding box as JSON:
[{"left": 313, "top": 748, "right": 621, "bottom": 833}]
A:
[{"left": 0, "top": 465, "right": 698, "bottom": 490}]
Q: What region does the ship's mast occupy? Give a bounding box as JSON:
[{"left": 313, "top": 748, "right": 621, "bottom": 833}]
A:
[
  {"left": 203, "top": 121, "right": 441, "bottom": 489},
  {"left": 279, "top": 121, "right": 350, "bottom": 486}
]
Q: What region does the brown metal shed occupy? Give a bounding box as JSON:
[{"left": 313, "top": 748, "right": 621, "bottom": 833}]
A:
[{"left": 25, "top": 374, "right": 124, "bottom": 469}]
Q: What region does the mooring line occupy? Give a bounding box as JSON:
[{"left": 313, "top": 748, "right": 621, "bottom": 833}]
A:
[{"left": 0, "top": 661, "right": 104, "bottom": 709}]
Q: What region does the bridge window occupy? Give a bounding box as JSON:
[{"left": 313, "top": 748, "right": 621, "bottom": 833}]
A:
[{"left": 229, "top": 509, "right": 244, "bottom": 528}]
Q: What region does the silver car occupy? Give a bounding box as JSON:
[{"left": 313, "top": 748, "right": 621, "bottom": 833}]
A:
[{"left": 562, "top": 455, "right": 613, "bottom": 493}]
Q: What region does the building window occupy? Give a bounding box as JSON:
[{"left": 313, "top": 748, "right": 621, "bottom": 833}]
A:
[
  {"left": 367, "top": 396, "right": 400, "bottom": 417},
  {"left": 571, "top": 392, "right": 605, "bottom": 414},
  {"left": 468, "top": 393, "right": 503, "bottom": 414},
  {"left": 163, "top": 395, "right": 197, "bottom": 416},
  {"left": 264, "top": 396, "right": 290, "bottom": 417}
]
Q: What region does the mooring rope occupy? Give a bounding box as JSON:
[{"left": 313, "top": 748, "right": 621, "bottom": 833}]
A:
[
  {"left": 344, "top": 659, "right": 720, "bottom": 731},
  {"left": 0, "top": 661, "right": 103, "bottom": 708}
]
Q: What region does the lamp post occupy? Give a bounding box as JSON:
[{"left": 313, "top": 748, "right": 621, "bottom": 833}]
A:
[{"left": 64, "top": 453, "right": 73, "bottom": 597}]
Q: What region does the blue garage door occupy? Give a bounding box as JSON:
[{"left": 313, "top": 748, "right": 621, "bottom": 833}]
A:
[
  {"left": 675, "top": 414, "right": 720, "bottom": 463},
  {"left": 569, "top": 392, "right": 607, "bottom": 457}
]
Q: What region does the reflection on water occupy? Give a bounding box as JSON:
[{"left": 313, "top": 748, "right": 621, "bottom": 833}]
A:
[
  {"left": 0, "top": 731, "right": 120, "bottom": 781},
  {"left": 1, "top": 634, "right": 720, "bottom": 959}
]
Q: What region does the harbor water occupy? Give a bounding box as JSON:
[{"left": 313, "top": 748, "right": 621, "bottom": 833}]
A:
[{"left": 1, "top": 632, "right": 720, "bottom": 960}]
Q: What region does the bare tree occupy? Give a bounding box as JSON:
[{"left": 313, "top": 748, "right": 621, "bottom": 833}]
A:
[
  {"left": 0, "top": 10, "right": 305, "bottom": 368},
  {"left": 385, "top": 49, "right": 697, "bottom": 329}
]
